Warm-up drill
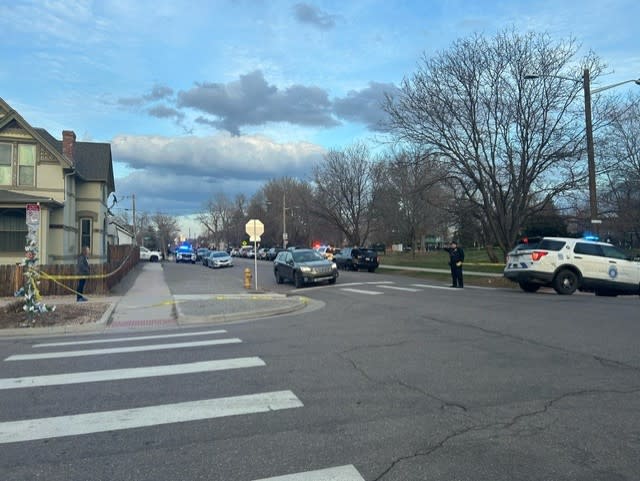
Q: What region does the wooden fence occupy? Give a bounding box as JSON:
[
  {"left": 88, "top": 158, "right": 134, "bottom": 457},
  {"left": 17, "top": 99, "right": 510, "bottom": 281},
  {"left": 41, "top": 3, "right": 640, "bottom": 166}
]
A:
[{"left": 1, "top": 245, "right": 140, "bottom": 297}]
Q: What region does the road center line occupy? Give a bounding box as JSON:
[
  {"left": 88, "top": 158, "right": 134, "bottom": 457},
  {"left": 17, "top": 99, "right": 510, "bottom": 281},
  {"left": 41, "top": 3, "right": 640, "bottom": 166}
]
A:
[
  {"left": 254, "top": 465, "right": 365, "bottom": 481},
  {"left": 340, "top": 288, "right": 383, "bottom": 295},
  {"left": 0, "top": 390, "right": 303, "bottom": 444},
  {"left": 5, "top": 338, "right": 242, "bottom": 361},
  {"left": 34, "top": 329, "right": 228, "bottom": 348},
  {"left": 0, "top": 357, "right": 265, "bottom": 390}
]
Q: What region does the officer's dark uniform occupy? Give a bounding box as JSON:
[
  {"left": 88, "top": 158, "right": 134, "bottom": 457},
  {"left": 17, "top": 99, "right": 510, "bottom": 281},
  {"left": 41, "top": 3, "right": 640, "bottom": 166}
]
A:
[{"left": 446, "top": 242, "right": 464, "bottom": 288}]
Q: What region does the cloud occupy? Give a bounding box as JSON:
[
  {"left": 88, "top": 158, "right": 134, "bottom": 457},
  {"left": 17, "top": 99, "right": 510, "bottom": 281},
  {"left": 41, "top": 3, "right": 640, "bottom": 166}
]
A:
[
  {"left": 117, "top": 84, "right": 174, "bottom": 107},
  {"left": 112, "top": 131, "right": 326, "bottom": 182},
  {"left": 114, "top": 170, "right": 265, "bottom": 215},
  {"left": 292, "top": 3, "right": 337, "bottom": 30},
  {"left": 111, "top": 131, "right": 327, "bottom": 214},
  {"left": 177, "top": 70, "right": 339, "bottom": 135},
  {"left": 147, "top": 105, "right": 184, "bottom": 121},
  {"left": 333, "top": 82, "right": 400, "bottom": 131}
]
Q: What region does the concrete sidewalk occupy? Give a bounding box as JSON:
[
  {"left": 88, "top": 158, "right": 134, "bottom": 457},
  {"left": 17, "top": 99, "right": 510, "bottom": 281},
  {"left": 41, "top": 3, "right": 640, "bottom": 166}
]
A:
[{"left": 108, "top": 263, "right": 308, "bottom": 329}]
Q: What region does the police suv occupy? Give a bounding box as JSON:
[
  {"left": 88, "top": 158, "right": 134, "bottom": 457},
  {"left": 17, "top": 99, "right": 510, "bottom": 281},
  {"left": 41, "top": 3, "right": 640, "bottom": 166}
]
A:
[{"left": 504, "top": 236, "right": 640, "bottom": 296}]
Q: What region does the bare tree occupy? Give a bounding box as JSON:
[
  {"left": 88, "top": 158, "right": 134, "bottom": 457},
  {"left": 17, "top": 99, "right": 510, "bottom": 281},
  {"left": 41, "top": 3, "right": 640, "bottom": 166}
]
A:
[
  {"left": 198, "top": 192, "right": 234, "bottom": 249},
  {"left": 384, "top": 29, "right": 606, "bottom": 256},
  {"left": 373, "top": 148, "right": 450, "bottom": 252},
  {"left": 311, "top": 142, "right": 377, "bottom": 246},
  {"left": 600, "top": 96, "right": 640, "bottom": 246},
  {"left": 152, "top": 213, "right": 180, "bottom": 258},
  {"left": 259, "top": 177, "right": 316, "bottom": 248}
]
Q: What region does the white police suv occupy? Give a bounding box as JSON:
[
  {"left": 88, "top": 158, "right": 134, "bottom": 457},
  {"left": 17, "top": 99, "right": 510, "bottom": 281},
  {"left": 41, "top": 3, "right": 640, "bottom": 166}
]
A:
[{"left": 504, "top": 236, "right": 640, "bottom": 296}]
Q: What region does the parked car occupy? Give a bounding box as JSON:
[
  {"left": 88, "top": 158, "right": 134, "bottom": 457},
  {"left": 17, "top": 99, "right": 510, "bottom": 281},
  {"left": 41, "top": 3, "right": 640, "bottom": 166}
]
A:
[
  {"left": 504, "top": 236, "right": 640, "bottom": 296},
  {"left": 315, "top": 245, "right": 336, "bottom": 261},
  {"left": 139, "top": 246, "right": 162, "bottom": 262},
  {"left": 205, "top": 250, "right": 234, "bottom": 268},
  {"left": 175, "top": 246, "right": 196, "bottom": 263},
  {"left": 333, "top": 247, "right": 379, "bottom": 272},
  {"left": 257, "top": 247, "right": 269, "bottom": 260},
  {"left": 230, "top": 248, "right": 240, "bottom": 257},
  {"left": 273, "top": 248, "right": 338, "bottom": 288},
  {"left": 196, "top": 247, "right": 210, "bottom": 262},
  {"left": 266, "top": 247, "right": 284, "bottom": 261}
]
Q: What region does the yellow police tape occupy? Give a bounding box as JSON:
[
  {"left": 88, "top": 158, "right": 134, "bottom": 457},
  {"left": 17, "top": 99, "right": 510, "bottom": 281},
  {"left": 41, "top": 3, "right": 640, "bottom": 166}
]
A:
[{"left": 35, "top": 248, "right": 138, "bottom": 298}]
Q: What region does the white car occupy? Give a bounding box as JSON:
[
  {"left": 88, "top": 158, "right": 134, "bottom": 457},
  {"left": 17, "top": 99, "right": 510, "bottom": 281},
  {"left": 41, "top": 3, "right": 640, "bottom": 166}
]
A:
[
  {"left": 504, "top": 236, "right": 640, "bottom": 296},
  {"left": 205, "top": 250, "right": 233, "bottom": 268},
  {"left": 139, "top": 246, "right": 162, "bottom": 262}
]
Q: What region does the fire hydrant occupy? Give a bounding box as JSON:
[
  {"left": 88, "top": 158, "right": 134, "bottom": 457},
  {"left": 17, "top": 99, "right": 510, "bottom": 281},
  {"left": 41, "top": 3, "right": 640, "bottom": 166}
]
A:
[{"left": 243, "top": 268, "right": 252, "bottom": 289}]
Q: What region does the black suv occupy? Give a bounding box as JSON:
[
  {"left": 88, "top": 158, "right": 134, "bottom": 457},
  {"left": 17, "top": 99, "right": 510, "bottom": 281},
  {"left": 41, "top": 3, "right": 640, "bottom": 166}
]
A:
[{"left": 333, "top": 247, "right": 379, "bottom": 272}]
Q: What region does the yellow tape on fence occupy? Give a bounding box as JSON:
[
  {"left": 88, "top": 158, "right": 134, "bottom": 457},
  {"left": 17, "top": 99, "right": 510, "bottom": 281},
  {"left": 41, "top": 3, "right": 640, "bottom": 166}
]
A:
[{"left": 38, "top": 247, "right": 137, "bottom": 281}]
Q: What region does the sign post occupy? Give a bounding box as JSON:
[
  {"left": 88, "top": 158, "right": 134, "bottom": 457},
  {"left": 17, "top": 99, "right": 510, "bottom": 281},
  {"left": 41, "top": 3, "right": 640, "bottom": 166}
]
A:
[{"left": 245, "top": 219, "right": 265, "bottom": 290}]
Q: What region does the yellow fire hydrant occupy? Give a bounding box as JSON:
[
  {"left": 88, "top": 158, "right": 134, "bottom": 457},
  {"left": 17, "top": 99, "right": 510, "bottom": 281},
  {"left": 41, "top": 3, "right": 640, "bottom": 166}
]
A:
[{"left": 243, "top": 268, "right": 252, "bottom": 289}]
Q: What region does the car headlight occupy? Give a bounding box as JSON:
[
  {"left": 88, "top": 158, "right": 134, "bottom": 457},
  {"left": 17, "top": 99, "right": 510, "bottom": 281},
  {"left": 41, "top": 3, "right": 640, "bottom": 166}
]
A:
[
  {"left": 300, "top": 266, "right": 311, "bottom": 273},
  {"left": 331, "top": 263, "right": 337, "bottom": 269}
]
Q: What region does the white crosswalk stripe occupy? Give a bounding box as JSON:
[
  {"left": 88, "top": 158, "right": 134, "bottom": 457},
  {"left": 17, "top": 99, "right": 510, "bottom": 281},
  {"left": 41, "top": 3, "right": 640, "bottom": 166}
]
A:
[
  {"left": 0, "top": 357, "right": 265, "bottom": 390},
  {"left": 0, "top": 390, "right": 303, "bottom": 444},
  {"left": 377, "top": 285, "right": 421, "bottom": 292},
  {"left": 254, "top": 465, "right": 365, "bottom": 480},
  {"left": 1, "top": 330, "right": 361, "bottom": 477},
  {"left": 33, "top": 329, "right": 228, "bottom": 348},
  {"left": 5, "top": 338, "right": 242, "bottom": 361},
  {"left": 340, "top": 287, "right": 383, "bottom": 295}
]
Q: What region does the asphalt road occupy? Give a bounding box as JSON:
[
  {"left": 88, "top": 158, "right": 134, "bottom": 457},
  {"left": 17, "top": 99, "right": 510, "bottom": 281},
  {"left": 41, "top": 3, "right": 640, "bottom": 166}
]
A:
[{"left": 1, "top": 257, "right": 639, "bottom": 480}]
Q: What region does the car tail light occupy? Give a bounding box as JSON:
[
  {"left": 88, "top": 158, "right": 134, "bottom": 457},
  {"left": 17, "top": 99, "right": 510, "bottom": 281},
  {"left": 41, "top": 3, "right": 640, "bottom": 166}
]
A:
[{"left": 531, "top": 251, "right": 548, "bottom": 261}]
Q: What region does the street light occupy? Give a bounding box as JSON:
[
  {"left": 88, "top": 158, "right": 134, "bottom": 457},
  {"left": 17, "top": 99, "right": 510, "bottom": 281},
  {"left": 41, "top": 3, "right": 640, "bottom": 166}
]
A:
[{"left": 524, "top": 69, "right": 640, "bottom": 231}]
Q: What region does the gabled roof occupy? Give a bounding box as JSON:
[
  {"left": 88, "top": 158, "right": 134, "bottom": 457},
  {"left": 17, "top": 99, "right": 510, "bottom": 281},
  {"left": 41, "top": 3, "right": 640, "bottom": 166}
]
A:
[
  {"left": 0, "top": 97, "right": 73, "bottom": 169},
  {"left": 0, "top": 97, "right": 115, "bottom": 195}
]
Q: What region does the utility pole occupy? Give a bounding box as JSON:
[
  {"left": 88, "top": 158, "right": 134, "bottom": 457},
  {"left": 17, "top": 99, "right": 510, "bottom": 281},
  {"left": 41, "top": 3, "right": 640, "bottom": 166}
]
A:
[
  {"left": 132, "top": 193, "right": 137, "bottom": 245},
  {"left": 282, "top": 190, "right": 287, "bottom": 250},
  {"left": 582, "top": 69, "right": 599, "bottom": 233}
]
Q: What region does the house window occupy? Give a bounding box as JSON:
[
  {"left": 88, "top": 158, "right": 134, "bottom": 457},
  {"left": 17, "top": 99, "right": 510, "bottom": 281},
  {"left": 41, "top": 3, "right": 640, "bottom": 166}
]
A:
[
  {"left": 80, "top": 218, "right": 92, "bottom": 250},
  {"left": 0, "top": 209, "right": 28, "bottom": 251},
  {"left": 18, "top": 144, "right": 36, "bottom": 186},
  {"left": 0, "top": 143, "right": 11, "bottom": 185}
]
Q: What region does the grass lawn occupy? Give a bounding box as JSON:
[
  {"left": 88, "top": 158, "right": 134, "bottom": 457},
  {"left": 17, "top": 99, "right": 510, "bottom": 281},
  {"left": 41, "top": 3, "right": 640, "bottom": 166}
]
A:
[
  {"left": 375, "top": 248, "right": 514, "bottom": 289},
  {"left": 379, "top": 248, "right": 505, "bottom": 274}
]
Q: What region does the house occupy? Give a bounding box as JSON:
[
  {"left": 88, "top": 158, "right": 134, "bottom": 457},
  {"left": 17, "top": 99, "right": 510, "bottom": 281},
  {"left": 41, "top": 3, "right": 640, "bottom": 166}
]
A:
[
  {"left": 108, "top": 218, "right": 135, "bottom": 246},
  {"left": 0, "top": 97, "right": 115, "bottom": 265}
]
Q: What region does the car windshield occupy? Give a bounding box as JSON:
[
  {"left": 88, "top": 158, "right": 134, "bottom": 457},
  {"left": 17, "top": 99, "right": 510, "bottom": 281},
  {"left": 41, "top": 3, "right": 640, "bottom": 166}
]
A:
[
  {"left": 211, "top": 252, "right": 227, "bottom": 257},
  {"left": 292, "top": 250, "right": 323, "bottom": 262}
]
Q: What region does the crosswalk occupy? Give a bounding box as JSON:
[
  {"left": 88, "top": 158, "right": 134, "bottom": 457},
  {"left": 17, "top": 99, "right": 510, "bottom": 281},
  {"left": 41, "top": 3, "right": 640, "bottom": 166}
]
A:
[
  {"left": 337, "top": 280, "right": 493, "bottom": 297},
  {"left": 0, "top": 328, "right": 367, "bottom": 480}
]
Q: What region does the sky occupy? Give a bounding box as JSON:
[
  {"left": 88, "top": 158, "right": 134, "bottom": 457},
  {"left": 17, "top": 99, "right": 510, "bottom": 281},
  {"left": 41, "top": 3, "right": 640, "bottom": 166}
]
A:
[{"left": 1, "top": 0, "right": 639, "bottom": 235}]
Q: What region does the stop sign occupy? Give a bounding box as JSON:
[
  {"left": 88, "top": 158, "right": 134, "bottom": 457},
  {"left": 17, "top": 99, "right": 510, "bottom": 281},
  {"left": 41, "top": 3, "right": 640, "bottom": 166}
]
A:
[{"left": 245, "top": 219, "right": 264, "bottom": 238}]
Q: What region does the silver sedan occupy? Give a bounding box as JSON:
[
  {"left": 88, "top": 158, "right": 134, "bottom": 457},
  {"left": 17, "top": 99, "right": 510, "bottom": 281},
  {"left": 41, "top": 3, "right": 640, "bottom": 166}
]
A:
[{"left": 205, "top": 250, "right": 234, "bottom": 268}]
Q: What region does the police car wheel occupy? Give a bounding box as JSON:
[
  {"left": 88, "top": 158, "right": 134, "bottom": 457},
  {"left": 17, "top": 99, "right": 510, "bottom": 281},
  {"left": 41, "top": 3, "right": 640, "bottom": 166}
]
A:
[{"left": 553, "top": 269, "right": 578, "bottom": 295}]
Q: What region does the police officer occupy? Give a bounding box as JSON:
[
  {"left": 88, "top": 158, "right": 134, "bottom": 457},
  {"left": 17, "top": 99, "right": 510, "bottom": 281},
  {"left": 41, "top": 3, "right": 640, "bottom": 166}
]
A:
[
  {"left": 446, "top": 241, "right": 464, "bottom": 288},
  {"left": 76, "top": 246, "right": 90, "bottom": 302}
]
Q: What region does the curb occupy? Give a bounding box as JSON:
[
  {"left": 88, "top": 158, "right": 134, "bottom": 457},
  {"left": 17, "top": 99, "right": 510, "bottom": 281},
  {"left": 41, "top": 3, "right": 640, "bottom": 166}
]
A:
[{"left": 176, "top": 294, "right": 311, "bottom": 326}]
